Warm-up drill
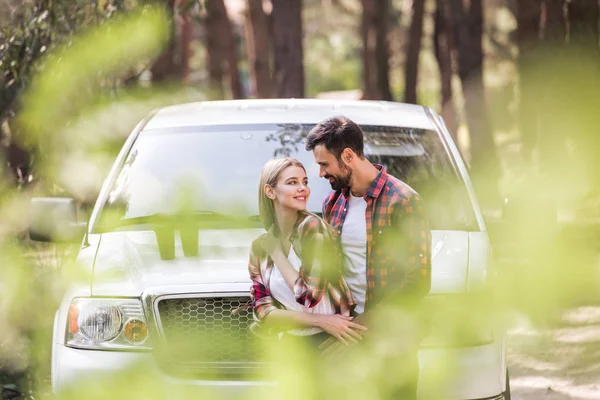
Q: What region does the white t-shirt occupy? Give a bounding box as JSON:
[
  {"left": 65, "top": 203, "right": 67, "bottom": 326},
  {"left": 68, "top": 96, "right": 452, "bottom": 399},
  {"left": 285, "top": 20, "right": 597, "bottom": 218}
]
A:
[
  {"left": 340, "top": 193, "right": 368, "bottom": 314},
  {"left": 267, "top": 246, "right": 335, "bottom": 336}
]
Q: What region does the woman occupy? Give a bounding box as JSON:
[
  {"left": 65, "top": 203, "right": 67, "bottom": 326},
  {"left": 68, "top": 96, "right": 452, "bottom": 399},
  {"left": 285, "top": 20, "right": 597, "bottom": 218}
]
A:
[{"left": 248, "top": 157, "right": 366, "bottom": 346}]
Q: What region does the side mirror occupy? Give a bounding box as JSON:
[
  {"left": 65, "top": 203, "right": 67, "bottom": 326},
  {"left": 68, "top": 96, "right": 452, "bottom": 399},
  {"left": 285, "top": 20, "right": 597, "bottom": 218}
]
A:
[{"left": 29, "top": 197, "right": 87, "bottom": 243}]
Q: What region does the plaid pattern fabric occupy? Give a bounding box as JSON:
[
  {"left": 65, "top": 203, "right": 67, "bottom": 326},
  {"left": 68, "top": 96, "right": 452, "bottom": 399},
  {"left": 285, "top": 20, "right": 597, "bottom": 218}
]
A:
[
  {"left": 248, "top": 214, "right": 356, "bottom": 322},
  {"left": 323, "top": 165, "right": 432, "bottom": 310}
]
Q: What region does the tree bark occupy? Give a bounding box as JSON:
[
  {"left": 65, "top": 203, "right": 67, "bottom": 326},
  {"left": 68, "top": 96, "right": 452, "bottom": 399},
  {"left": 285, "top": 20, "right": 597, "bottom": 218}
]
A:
[
  {"left": 5, "top": 142, "right": 31, "bottom": 186},
  {"left": 150, "top": 0, "right": 181, "bottom": 82},
  {"left": 448, "top": 0, "right": 498, "bottom": 189},
  {"left": 361, "top": 0, "right": 379, "bottom": 99},
  {"left": 543, "top": 0, "right": 566, "bottom": 43},
  {"left": 205, "top": 0, "right": 244, "bottom": 99},
  {"left": 404, "top": 0, "right": 425, "bottom": 104},
  {"left": 567, "top": 0, "right": 599, "bottom": 49},
  {"left": 433, "top": 0, "right": 458, "bottom": 139},
  {"left": 361, "top": 0, "right": 392, "bottom": 100},
  {"left": 536, "top": 0, "right": 566, "bottom": 177},
  {"left": 516, "top": 0, "right": 542, "bottom": 157},
  {"left": 204, "top": 8, "right": 224, "bottom": 98},
  {"left": 517, "top": 0, "right": 542, "bottom": 46},
  {"left": 180, "top": 5, "right": 193, "bottom": 82},
  {"left": 375, "top": 0, "right": 393, "bottom": 101},
  {"left": 245, "top": 0, "right": 273, "bottom": 98},
  {"left": 271, "top": 0, "right": 304, "bottom": 98}
]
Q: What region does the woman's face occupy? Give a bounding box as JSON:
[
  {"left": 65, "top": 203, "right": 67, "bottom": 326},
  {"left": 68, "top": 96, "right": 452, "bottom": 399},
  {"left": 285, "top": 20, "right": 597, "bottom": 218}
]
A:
[{"left": 269, "top": 165, "right": 310, "bottom": 212}]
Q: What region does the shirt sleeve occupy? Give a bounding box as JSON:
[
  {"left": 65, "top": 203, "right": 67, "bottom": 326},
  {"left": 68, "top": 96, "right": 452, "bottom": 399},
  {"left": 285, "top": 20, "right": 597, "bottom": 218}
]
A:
[
  {"left": 248, "top": 245, "right": 280, "bottom": 321},
  {"left": 391, "top": 194, "right": 432, "bottom": 299},
  {"left": 293, "top": 216, "right": 339, "bottom": 308}
]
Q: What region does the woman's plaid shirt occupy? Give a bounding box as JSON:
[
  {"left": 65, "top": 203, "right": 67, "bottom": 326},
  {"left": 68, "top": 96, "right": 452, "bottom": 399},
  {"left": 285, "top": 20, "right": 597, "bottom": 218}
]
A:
[
  {"left": 323, "top": 165, "right": 432, "bottom": 310},
  {"left": 248, "top": 214, "right": 356, "bottom": 322}
]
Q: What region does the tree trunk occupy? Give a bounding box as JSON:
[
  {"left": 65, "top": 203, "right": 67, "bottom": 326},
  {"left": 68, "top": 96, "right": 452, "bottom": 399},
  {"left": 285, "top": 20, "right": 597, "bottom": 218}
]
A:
[
  {"left": 543, "top": 0, "right": 566, "bottom": 42},
  {"left": 205, "top": 0, "right": 244, "bottom": 99},
  {"left": 517, "top": 0, "right": 542, "bottom": 46},
  {"left": 361, "top": 0, "right": 379, "bottom": 99},
  {"left": 536, "top": 0, "right": 566, "bottom": 178},
  {"left": 568, "top": 0, "right": 599, "bottom": 49},
  {"left": 448, "top": 0, "right": 498, "bottom": 192},
  {"left": 404, "top": 0, "right": 425, "bottom": 104},
  {"left": 204, "top": 9, "right": 224, "bottom": 98},
  {"left": 516, "top": 0, "right": 542, "bottom": 157},
  {"left": 245, "top": 0, "right": 273, "bottom": 98},
  {"left": 361, "top": 0, "right": 392, "bottom": 100},
  {"left": 271, "top": 0, "right": 304, "bottom": 98},
  {"left": 180, "top": 6, "right": 193, "bottom": 82},
  {"left": 150, "top": 0, "right": 181, "bottom": 82},
  {"left": 433, "top": 0, "right": 458, "bottom": 139},
  {"left": 375, "top": 0, "right": 392, "bottom": 101},
  {"left": 5, "top": 142, "right": 31, "bottom": 186}
]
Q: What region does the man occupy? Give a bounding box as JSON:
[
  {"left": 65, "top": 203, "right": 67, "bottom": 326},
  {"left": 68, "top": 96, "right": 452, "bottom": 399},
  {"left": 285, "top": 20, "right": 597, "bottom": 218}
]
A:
[{"left": 304, "top": 116, "right": 432, "bottom": 399}]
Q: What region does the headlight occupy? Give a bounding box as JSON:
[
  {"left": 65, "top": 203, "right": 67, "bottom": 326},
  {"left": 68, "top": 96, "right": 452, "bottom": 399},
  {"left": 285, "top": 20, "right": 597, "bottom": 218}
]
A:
[
  {"left": 79, "top": 305, "right": 122, "bottom": 341},
  {"left": 66, "top": 298, "right": 151, "bottom": 350},
  {"left": 420, "top": 294, "right": 494, "bottom": 348}
]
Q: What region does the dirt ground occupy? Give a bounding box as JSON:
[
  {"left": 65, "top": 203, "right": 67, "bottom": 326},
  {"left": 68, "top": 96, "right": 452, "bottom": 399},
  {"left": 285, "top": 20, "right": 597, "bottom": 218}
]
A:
[{"left": 508, "top": 306, "right": 600, "bottom": 399}]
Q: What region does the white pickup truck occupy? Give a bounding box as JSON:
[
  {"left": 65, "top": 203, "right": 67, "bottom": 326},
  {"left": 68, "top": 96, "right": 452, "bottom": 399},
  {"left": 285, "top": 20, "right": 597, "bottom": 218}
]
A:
[{"left": 31, "top": 99, "right": 509, "bottom": 400}]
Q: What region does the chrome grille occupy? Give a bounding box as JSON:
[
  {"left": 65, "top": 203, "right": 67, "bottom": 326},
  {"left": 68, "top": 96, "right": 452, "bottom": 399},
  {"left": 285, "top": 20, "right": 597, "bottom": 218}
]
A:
[{"left": 156, "top": 296, "right": 262, "bottom": 364}]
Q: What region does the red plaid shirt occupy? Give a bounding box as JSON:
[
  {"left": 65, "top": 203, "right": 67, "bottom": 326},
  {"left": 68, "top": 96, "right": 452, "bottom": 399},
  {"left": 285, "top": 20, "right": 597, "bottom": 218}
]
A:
[
  {"left": 248, "top": 214, "right": 356, "bottom": 322},
  {"left": 323, "top": 165, "right": 431, "bottom": 310}
]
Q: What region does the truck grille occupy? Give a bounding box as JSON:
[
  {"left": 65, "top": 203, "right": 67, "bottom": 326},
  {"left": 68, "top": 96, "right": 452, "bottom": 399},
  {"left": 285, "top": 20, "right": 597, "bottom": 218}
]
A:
[{"left": 156, "top": 296, "right": 263, "bottom": 365}]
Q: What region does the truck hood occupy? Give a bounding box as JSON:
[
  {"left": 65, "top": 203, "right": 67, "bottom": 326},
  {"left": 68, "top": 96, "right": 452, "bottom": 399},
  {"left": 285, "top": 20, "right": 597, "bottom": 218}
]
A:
[{"left": 90, "top": 229, "right": 477, "bottom": 296}]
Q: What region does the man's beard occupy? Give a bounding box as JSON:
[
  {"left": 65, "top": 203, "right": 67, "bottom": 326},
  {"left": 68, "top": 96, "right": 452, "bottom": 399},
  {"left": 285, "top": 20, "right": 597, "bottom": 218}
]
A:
[{"left": 325, "top": 162, "right": 352, "bottom": 191}]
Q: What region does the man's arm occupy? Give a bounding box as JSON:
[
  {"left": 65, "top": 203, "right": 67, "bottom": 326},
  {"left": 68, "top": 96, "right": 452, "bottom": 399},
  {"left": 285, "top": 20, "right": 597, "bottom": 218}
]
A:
[
  {"left": 293, "top": 215, "right": 340, "bottom": 308},
  {"left": 248, "top": 249, "right": 281, "bottom": 321},
  {"left": 391, "top": 193, "right": 432, "bottom": 299}
]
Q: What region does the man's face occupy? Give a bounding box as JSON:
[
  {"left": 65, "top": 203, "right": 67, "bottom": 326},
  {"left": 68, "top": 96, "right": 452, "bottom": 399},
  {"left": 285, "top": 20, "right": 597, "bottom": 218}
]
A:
[{"left": 312, "top": 145, "right": 352, "bottom": 190}]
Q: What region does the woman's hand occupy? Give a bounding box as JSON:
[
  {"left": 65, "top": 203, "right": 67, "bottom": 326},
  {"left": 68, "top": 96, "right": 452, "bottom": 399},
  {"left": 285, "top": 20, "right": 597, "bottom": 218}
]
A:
[{"left": 314, "top": 314, "right": 368, "bottom": 345}]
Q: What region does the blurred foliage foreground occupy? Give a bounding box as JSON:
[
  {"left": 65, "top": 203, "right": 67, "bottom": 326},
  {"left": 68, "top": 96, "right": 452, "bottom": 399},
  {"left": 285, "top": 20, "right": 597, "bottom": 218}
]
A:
[{"left": 1, "top": 6, "right": 600, "bottom": 400}]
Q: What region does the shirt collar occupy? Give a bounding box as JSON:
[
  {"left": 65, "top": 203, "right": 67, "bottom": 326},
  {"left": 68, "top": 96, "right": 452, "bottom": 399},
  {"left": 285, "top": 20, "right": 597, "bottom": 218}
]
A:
[
  {"left": 366, "top": 164, "right": 387, "bottom": 199},
  {"left": 343, "top": 164, "right": 388, "bottom": 199}
]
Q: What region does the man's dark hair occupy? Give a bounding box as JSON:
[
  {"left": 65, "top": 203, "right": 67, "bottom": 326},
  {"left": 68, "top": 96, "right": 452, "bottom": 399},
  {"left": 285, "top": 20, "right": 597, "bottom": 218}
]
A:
[{"left": 305, "top": 116, "right": 365, "bottom": 159}]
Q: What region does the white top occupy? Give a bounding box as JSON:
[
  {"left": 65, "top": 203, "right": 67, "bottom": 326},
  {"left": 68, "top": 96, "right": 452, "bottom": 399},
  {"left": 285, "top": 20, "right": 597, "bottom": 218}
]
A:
[
  {"left": 267, "top": 246, "right": 336, "bottom": 336},
  {"left": 340, "top": 193, "right": 368, "bottom": 314}
]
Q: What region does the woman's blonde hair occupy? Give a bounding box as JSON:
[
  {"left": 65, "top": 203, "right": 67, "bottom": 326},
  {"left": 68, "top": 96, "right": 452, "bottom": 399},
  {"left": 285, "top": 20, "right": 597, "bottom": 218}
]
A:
[{"left": 258, "top": 157, "right": 310, "bottom": 233}]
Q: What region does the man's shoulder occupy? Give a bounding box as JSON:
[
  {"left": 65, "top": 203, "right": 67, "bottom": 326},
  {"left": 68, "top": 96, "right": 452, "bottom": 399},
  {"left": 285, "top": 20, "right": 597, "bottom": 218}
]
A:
[{"left": 383, "top": 173, "right": 420, "bottom": 202}]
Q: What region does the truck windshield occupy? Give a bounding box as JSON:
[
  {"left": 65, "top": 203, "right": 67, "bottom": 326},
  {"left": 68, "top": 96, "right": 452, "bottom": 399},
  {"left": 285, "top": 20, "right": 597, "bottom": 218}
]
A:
[{"left": 93, "top": 124, "right": 478, "bottom": 232}]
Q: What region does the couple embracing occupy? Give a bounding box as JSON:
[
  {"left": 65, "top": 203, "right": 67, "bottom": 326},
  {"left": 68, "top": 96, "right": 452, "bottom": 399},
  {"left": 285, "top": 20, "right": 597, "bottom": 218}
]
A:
[{"left": 248, "top": 116, "right": 432, "bottom": 398}]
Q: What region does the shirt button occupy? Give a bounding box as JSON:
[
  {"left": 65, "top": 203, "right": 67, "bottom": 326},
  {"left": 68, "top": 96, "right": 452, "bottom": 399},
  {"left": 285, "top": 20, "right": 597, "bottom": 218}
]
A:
[
  {"left": 419, "top": 253, "right": 423, "bottom": 257},
  {"left": 338, "top": 230, "right": 341, "bottom": 234},
  {"left": 378, "top": 230, "right": 382, "bottom": 234}
]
